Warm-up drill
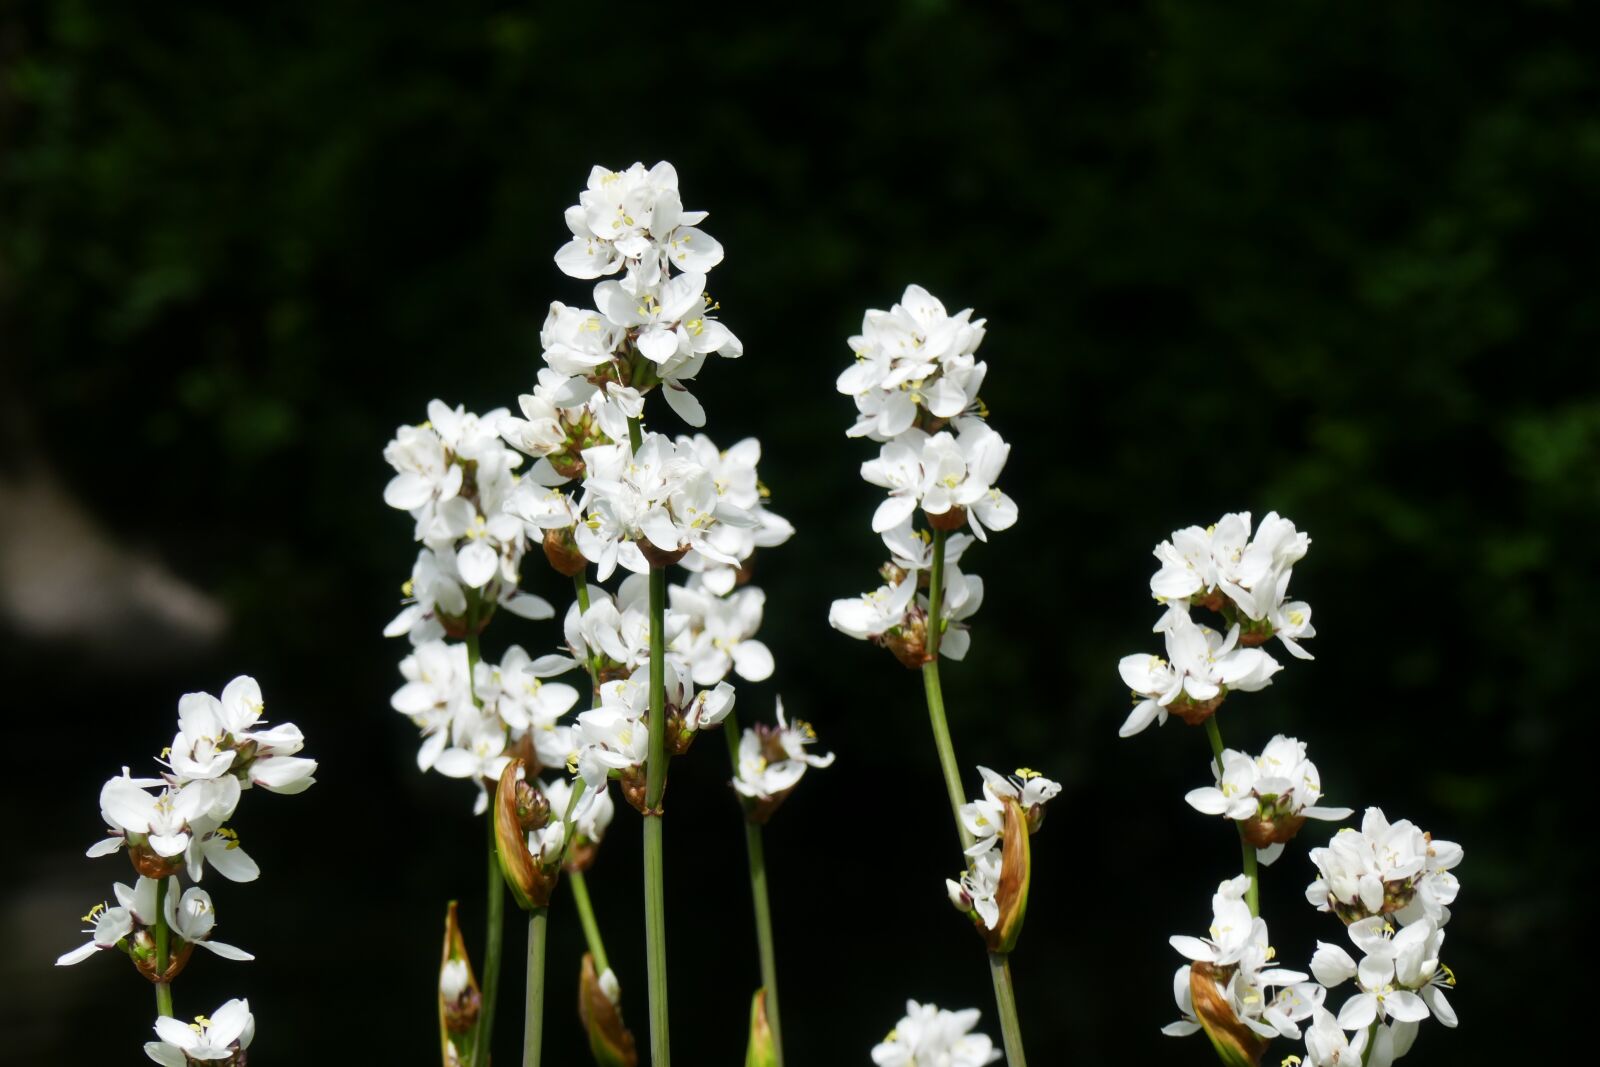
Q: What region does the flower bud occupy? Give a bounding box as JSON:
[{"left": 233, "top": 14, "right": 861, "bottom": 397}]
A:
[
  {"left": 745, "top": 988, "right": 778, "bottom": 1067},
  {"left": 881, "top": 615, "right": 930, "bottom": 670},
  {"left": 1188, "top": 961, "right": 1268, "bottom": 1066},
  {"left": 494, "top": 761, "right": 560, "bottom": 910},
  {"left": 543, "top": 527, "right": 589, "bottom": 577},
  {"left": 439, "top": 901, "right": 483, "bottom": 1067},
  {"left": 579, "top": 952, "right": 638, "bottom": 1067}
]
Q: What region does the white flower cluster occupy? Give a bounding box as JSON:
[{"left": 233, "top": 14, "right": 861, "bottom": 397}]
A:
[
  {"left": 383, "top": 399, "right": 555, "bottom": 643},
  {"left": 1117, "top": 510, "right": 1313, "bottom": 737},
  {"left": 385, "top": 162, "right": 820, "bottom": 821},
  {"left": 830, "top": 286, "right": 1015, "bottom": 667},
  {"left": 59, "top": 679, "right": 312, "bottom": 1062},
  {"left": 870, "top": 1000, "right": 1002, "bottom": 1067},
  {"left": 1126, "top": 514, "right": 1463, "bottom": 1066},
  {"left": 1184, "top": 734, "right": 1353, "bottom": 864},
  {"left": 730, "top": 697, "right": 835, "bottom": 820},
  {"left": 1166, "top": 875, "right": 1324, "bottom": 1043},
  {"left": 946, "top": 767, "right": 1060, "bottom": 932}
]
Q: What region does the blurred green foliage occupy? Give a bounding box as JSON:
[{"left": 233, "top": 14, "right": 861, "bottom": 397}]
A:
[{"left": 3, "top": 1, "right": 1594, "bottom": 1063}]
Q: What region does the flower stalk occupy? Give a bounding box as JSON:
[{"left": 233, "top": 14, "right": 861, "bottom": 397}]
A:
[
  {"left": 643, "top": 560, "right": 671, "bottom": 1065},
  {"left": 921, "top": 529, "right": 976, "bottom": 853},
  {"left": 1204, "top": 717, "right": 1260, "bottom": 917},
  {"left": 723, "top": 710, "right": 784, "bottom": 1067},
  {"left": 522, "top": 908, "right": 549, "bottom": 1067},
  {"left": 152, "top": 876, "right": 174, "bottom": 1018},
  {"left": 465, "top": 590, "right": 507, "bottom": 1067}
]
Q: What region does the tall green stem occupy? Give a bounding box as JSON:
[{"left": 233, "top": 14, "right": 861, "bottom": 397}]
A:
[
  {"left": 522, "top": 908, "right": 549, "bottom": 1067},
  {"left": 921, "top": 528, "right": 974, "bottom": 852},
  {"left": 152, "top": 875, "right": 173, "bottom": 1018},
  {"left": 466, "top": 595, "right": 507, "bottom": 1067},
  {"left": 643, "top": 562, "right": 671, "bottom": 1064},
  {"left": 923, "top": 527, "right": 1028, "bottom": 1064},
  {"left": 723, "top": 711, "right": 784, "bottom": 1066},
  {"left": 1204, "top": 716, "right": 1260, "bottom": 916},
  {"left": 569, "top": 869, "right": 610, "bottom": 973},
  {"left": 988, "top": 953, "right": 1027, "bottom": 1067}
]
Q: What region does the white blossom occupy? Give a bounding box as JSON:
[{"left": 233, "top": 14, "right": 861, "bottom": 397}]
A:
[
  {"left": 1184, "top": 735, "right": 1352, "bottom": 863},
  {"left": 1117, "top": 613, "right": 1281, "bottom": 736},
  {"left": 1305, "top": 808, "right": 1462, "bottom": 926},
  {"left": 870, "top": 1000, "right": 1001, "bottom": 1067},
  {"left": 143, "top": 998, "right": 254, "bottom": 1066}
]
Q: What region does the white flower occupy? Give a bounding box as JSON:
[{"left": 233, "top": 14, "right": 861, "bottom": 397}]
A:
[
  {"left": 1304, "top": 808, "right": 1462, "bottom": 926},
  {"left": 167, "top": 885, "right": 253, "bottom": 961},
  {"left": 544, "top": 776, "right": 615, "bottom": 844},
  {"left": 827, "top": 576, "right": 917, "bottom": 642},
  {"left": 870, "top": 1000, "right": 1001, "bottom": 1067},
  {"left": 959, "top": 767, "right": 1060, "bottom": 857},
  {"left": 1150, "top": 511, "right": 1315, "bottom": 659},
  {"left": 1183, "top": 735, "right": 1352, "bottom": 864},
  {"left": 841, "top": 285, "right": 989, "bottom": 443},
  {"left": 731, "top": 698, "right": 834, "bottom": 803},
  {"left": 670, "top": 581, "right": 774, "bottom": 685},
  {"left": 946, "top": 848, "right": 1002, "bottom": 930},
  {"left": 183, "top": 822, "right": 260, "bottom": 883},
  {"left": 384, "top": 548, "right": 471, "bottom": 644},
  {"left": 143, "top": 998, "right": 255, "bottom": 1065},
  {"left": 577, "top": 433, "right": 754, "bottom": 578},
  {"left": 474, "top": 645, "right": 580, "bottom": 733},
  {"left": 392, "top": 640, "right": 475, "bottom": 772},
  {"left": 1170, "top": 877, "right": 1317, "bottom": 1041},
  {"left": 92, "top": 772, "right": 198, "bottom": 860},
  {"left": 1313, "top": 916, "right": 1457, "bottom": 1033},
  {"left": 54, "top": 879, "right": 156, "bottom": 966},
  {"left": 932, "top": 565, "right": 984, "bottom": 660},
  {"left": 1302, "top": 1007, "right": 1370, "bottom": 1066},
  {"left": 555, "top": 162, "right": 722, "bottom": 285},
  {"left": 912, "top": 422, "right": 1018, "bottom": 541},
  {"left": 1117, "top": 613, "right": 1281, "bottom": 736},
  {"left": 433, "top": 716, "right": 513, "bottom": 812}
]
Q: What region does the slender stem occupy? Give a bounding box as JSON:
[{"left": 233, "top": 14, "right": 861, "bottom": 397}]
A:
[
  {"left": 465, "top": 592, "right": 507, "bottom": 1067},
  {"left": 568, "top": 869, "right": 610, "bottom": 974},
  {"left": 988, "top": 953, "right": 1027, "bottom": 1067},
  {"left": 152, "top": 875, "right": 174, "bottom": 1018},
  {"left": 643, "top": 563, "right": 671, "bottom": 1065},
  {"left": 1204, "top": 716, "right": 1260, "bottom": 916},
  {"left": 574, "top": 571, "right": 592, "bottom": 614},
  {"left": 723, "top": 710, "right": 785, "bottom": 1066},
  {"left": 921, "top": 528, "right": 975, "bottom": 852},
  {"left": 628, "top": 416, "right": 644, "bottom": 452},
  {"left": 522, "top": 908, "right": 549, "bottom": 1067}
]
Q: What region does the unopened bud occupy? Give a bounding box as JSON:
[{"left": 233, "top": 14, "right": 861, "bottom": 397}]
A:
[
  {"left": 514, "top": 780, "right": 551, "bottom": 833},
  {"left": 439, "top": 901, "right": 483, "bottom": 1065},
  {"left": 543, "top": 527, "right": 589, "bottom": 577},
  {"left": 880, "top": 615, "right": 930, "bottom": 670}
]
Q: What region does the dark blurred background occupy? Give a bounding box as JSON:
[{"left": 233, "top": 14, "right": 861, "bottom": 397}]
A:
[{"left": 2, "top": 2, "right": 1594, "bottom": 1064}]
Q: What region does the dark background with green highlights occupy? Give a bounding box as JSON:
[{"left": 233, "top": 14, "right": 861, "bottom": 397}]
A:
[{"left": 3, "top": 2, "right": 1592, "bottom": 1063}]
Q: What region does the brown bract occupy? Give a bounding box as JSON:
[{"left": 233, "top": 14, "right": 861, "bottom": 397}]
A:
[
  {"left": 1241, "top": 811, "right": 1306, "bottom": 848},
  {"left": 926, "top": 505, "right": 968, "bottom": 532},
  {"left": 543, "top": 528, "right": 589, "bottom": 576},
  {"left": 1172, "top": 693, "right": 1225, "bottom": 726},
  {"left": 637, "top": 541, "right": 690, "bottom": 569},
  {"left": 439, "top": 901, "right": 483, "bottom": 1066},
  {"left": 983, "top": 799, "right": 1032, "bottom": 954},
  {"left": 579, "top": 952, "right": 639, "bottom": 1067},
  {"left": 1189, "top": 961, "right": 1268, "bottom": 1067}
]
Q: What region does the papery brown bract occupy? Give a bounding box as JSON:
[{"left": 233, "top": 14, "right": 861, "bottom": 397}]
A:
[{"left": 578, "top": 952, "right": 638, "bottom": 1067}]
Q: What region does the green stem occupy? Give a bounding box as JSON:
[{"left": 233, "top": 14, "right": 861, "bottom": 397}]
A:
[
  {"left": 152, "top": 875, "right": 173, "bottom": 1018},
  {"left": 723, "top": 710, "right": 785, "bottom": 1067},
  {"left": 643, "top": 563, "right": 671, "bottom": 1065},
  {"left": 1203, "top": 716, "right": 1260, "bottom": 916},
  {"left": 465, "top": 591, "right": 507, "bottom": 1067},
  {"left": 522, "top": 908, "right": 549, "bottom": 1067},
  {"left": 921, "top": 528, "right": 975, "bottom": 852},
  {"left": 568, "top": 869, "right": 610, "bottom": 974},
  {"left": 988, "top": 953, "right": 1027, "bottom": 1067}
]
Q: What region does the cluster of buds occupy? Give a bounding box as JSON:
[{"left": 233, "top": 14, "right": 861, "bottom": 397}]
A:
[{"left": 492, "top": 760, "right": 600, "bottom": 910}]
